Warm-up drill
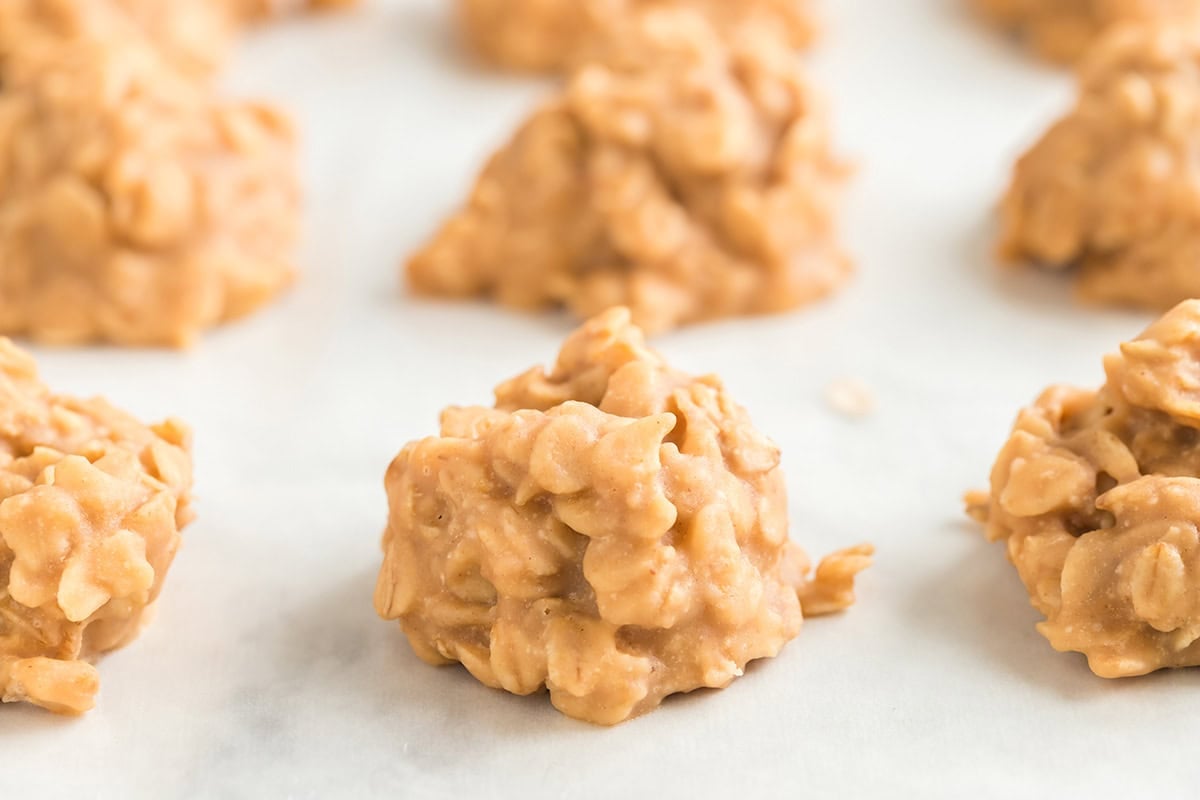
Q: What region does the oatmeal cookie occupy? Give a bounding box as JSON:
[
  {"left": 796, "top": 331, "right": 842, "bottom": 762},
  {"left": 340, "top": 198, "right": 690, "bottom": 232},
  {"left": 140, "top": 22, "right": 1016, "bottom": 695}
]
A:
[
  {"left": 973, "top": 299, "right": 1200, "bottom": 677},
  {"left": 0, "top": 0, "right": 361, "bottom": 73},
  {"left": 0, "top": 34, "right": 299, "bottom": 347},
  {"left": 0, "top": 0, "right": 235, "bottom": 76},
  {"left": 375, "top": 308, "right": 871, "bottom": 724},
  {"left": 408, "top": 9, "right": 848, "bottom": 334},
  {"left": 995, "top": 24, "right": 1200, "bottom": 309},
  {"left": 233, "top": 0, "right": 360, "bottom": 22},
  {"left": 456, "top": 0, "right": 815, "bottom": 73},
  {"left": 0, "top": 339, "right": 194, "bottom": 714},
  {"left": 973, "top": 0, "right": 1200, "bottom": 63}
]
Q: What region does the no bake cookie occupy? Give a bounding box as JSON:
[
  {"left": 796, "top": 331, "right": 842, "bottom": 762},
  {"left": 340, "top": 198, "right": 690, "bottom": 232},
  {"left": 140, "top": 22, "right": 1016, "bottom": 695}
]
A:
[
  {"left": 0, "top": 0, "right": 234, "bottom": 76},
  {"left": 973, "top": 0, "right": 1200, "bottom": 63},
  {"left": 0, "top": 0, "right": 357, "bottom": 347},
  {"left": 972, "top": 300, "right": 1200, "bottom": 677},
  {"left": 0, "top": 0, "right": 361, "bottom": 70},
  {"left": 0, "top": 33, "right": 299, "bottom": 347},
  {"left": 996, "top": 24, "right": 1200, "bottom": 309},
  {"left": 0, "top": 339, "right": 194, "bottom": 714},
  {"left": 375, "top": 308, "right": 871, "bottom": 724},
  {"left": 408, "top": 9, "right": 848, "bottom": 334},
  {"left": 456, "top": 0, "right": 816, "bottom": 73}
]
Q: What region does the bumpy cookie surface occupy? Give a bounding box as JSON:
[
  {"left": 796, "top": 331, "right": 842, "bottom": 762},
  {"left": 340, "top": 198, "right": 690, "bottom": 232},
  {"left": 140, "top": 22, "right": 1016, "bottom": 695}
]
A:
[
  {"left": 995, "top": 24, "right": 1200, "bottom": 309},
  {"left": 456, "top": 0, "right": 815, "bottom": 74},
  {"left": 972, "top": 300, "right": 1200, "bottom": 677},
  {"left": 375, "top": 308, "right": 871, "bottom": 724},
  {"left": 0, "top": 339, "right": 194, "bottom": 714},
  {"left": 973, "top": 0, "right": 1200, "bottom": 63},
  {"left": 409, "top": 9, "right": 847, "bottom": 334}
]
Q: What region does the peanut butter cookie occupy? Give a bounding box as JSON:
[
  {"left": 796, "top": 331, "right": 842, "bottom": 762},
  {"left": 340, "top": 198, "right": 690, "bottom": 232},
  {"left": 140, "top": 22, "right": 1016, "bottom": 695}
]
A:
[
  {"left": 972, "top": 299, "right": 1200, "bottom": 677},
  {"left": 996, "top": 24, "right": 1200, "bottom": 309},
  {"left": 0, "top": 339, "right": 194, "bottom": 714},
  {"left": 408, "top": 9, "right": 848, "bottom": 334},
  {"left": 973, "top": 0, "right": 1200, "bottom": 63},
  {"left": 0, "top": 32, "right": 299, "bottom": 347},
  {"left": 376, "top": 308, "right": 871, "bottom": 724},
  {"left": 0, "top": 0, "right": 358, "bottom": 347},
  {"left": 456, "top": 0, "right": 815, "bottom": 74}
]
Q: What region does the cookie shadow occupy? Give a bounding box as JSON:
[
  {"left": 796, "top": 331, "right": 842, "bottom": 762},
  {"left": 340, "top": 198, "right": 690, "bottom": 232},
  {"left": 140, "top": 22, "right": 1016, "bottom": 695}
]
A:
[
  {"left": 0, "top": 699, "right": 79, "bottom": 735},
  {"left": 285, "top": 566, "right": 587, "bottom": 742},
  {"left": 959, "top": 211, "right": 1082, "bottom": 314},
  {"left": 390, "top": 1, "right": 471, "bottom": 73},
  {"left": 909, "top": 518, "right": 1112, "bottom": 699},
  {"left": 930, "top": 0, "right": 1055, "bottom": 74},
  {"left": 272, "top": 563, "right": 772, "bottom": 742}
]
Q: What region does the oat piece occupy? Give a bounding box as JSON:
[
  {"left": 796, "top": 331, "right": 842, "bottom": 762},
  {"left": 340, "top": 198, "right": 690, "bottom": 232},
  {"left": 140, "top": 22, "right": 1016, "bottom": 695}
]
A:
[
  {"left": 972, "top": 0, "right": 1200, "bottom": 63},
  {"left": 375, "top": 308, "right": 871, "bottom": 724},
  {"left": 408, "top": 10, "right": 848, "bottom": 335},
  {"left": 0, "top": 339, "right": 194, "bottom": 714},
  {"left": 456, "top": 0, "right": 816, "bottom": 74},
  {"left": 973, "top": 299, "right": 1200, "bottom": 677},
  {"left": 994, "top": 24, "right": 1200, "bottom": 310},
  {"left": 0, "top": 33, "right": 299, "bottom": 347}
]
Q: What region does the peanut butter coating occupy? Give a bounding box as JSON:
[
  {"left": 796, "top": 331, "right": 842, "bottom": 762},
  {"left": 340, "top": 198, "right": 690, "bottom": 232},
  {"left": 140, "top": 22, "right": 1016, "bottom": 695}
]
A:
[
  {"left": 376, "top": 308, "right": 871, "bottom": 724},
  {"left": 0, "top": 0, "right": 356, "bottom": 347},
  {"left": 0, "top": 23, "right": 299, "bottom": 347},
  {"left": 456, "top": 0, "right": 815, "bottom": 74},
  {"left": 975, "top": 300, "right": 1200, "bottom": 677},
  {"left": 972, "top": 0, "right": 1200, "bottom": 63},
  {"left": 408, "top": 9, "right": 848, "bottom": 334},
  {"left": 0, "top": 339, "right": 194, "bottom": 714},
  {"left": 997, "top": 24, "right": 1200, "bottom": 309}
]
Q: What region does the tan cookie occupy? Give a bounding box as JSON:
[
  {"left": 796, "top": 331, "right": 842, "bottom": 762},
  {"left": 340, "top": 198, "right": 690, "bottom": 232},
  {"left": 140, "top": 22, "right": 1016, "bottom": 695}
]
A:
[
  {"left": 0, "top": 339, "right": 194, "bottom": 714},
  {"left": 408, "top": 8, "right": 848, "bottom": 334},
  {"left": 995, "top": 23, "right": 1200, "bottom": 309},
  {"left": 456, "top": 0, "right": 815, "bottom": 73},
  {"left": 375, "top": 307, "right": 871, "bottom": 724},
  {"left": 972, "top": 299, "right": 1200, "bottom": 677},
  {"left": 0, "top": 0, "right": 235, "bottom": 75},
  {"left": 0, "top": 0, "right": 358, "bottom": 347},
  {"left": 0, "top": 33, "right": 299, "bottom": 347},
  {"left": 972, "top": 0, "right": 1200, "bottom": 63}
]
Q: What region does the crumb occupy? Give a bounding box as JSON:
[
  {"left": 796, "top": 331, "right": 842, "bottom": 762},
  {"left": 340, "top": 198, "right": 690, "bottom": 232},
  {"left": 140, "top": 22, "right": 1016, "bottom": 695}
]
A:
[{"left": 825, "top": 378, "right": 875, "bottom": 418}]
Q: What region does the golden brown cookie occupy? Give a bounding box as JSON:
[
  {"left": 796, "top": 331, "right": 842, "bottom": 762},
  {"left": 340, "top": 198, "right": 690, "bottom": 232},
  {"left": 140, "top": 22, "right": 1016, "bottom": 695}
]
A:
[
  {"left": 995, "top": 23, "right": 1200, "bottom": 309},
  {"left": 973, "top": 299, "right": 1200, "bottom": 677},
  {"left": 972, "top": 0, "right": 1200, "bottom": 63},
  {"left": 0, "top": 0, "right": 359, "bottom": 347},
  {"left": 0, "top": 33, "right": 299, "bottom": 347},
  {"left": 456, "top": 0, "right": 815, "bottom": 74},
  {"left": 376, "top": 307, "right": 871, "bottom": 724},
  {"left": 0, "top": 339, "right": 194, "bottom": 714},
  {"left": 408, "top": 9, "right": 848, "bottom": 334},
  {"left": 0, "top": 0, "right": 235, "bottom": 75}
]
